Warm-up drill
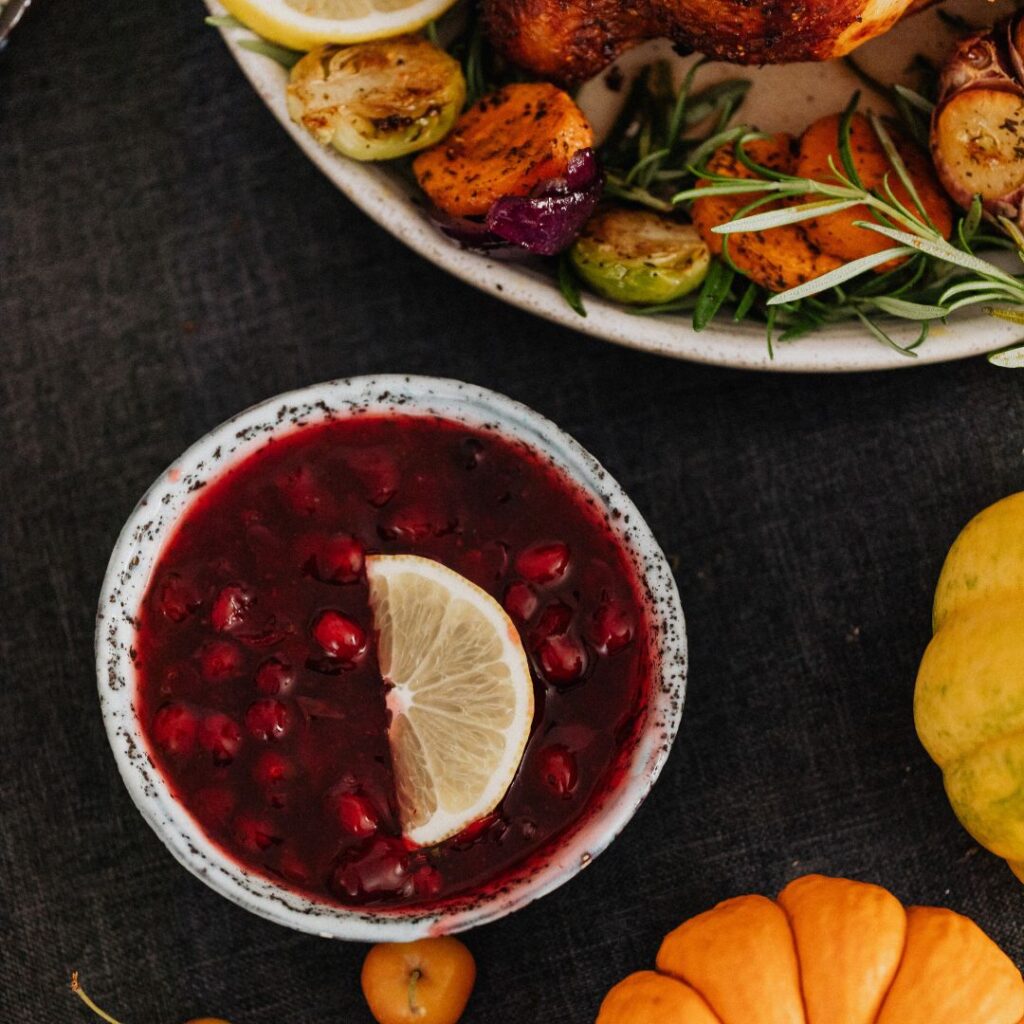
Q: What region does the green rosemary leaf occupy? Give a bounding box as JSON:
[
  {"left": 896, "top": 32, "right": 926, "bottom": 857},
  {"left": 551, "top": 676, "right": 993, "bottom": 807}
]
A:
[
  {"left": 686, "top": 126, "right": 748, "bottom": 172},
  {"left": 957, "top": 196, "right": 983, "bottom": 252},
  {"left": 857, "top": 222, "right": 1024, "bottom": 288},
  {"left": 557, "top": 255, "right": 586, "bottom": 317},
  {"left": 733, "top": 132, "right": 792, "bottom": 182},
  {"left": 425, "top": 19, "right": 440, "bottom": 46},
  {"left": 673, "top": 180, "right": 791, "bottom": 203},
  {"left": 237, "top": 38, "right": 302, "bottom": 68},
  {"left": 469, "top": 34, "right": 485, "bottom": 103},
  {"left": 719, "top": 233, "right": 743, "bottom": 276},
  {"left": 823, "top": 154, "right": 858, "bottom": 191},
  {"left": 892, "top": 95, "right": 930, "bottom": 147},
  {"left": 626, "top": 148, "right": 671, "bottom": 185},
  {"left": 765, "top": 305, "right": 777, "bottom": 359},
  {"left": 906, "top": 321, "right": 930, "bottom": 351},
  {"left": 972, "top": 232, "right": 1018, "bottom": 251},
  {"left": 733, "top": 280, "right": 759, "bottom": 321},
  {"left": 869, "top": 113, "right": 933, "bottom": 228},
  {"left": 602, "top": 74, "right": 650, "bottom": 164},
  {"left": 604, "top": 178, "right": 675, "bottom": 212},
  {"left": 205, "top": 14, "right": 244, "bottom": 27},
  {"left": 891, "top": 85, "right": 935, "bottom": 147},
  {"left": 842, "top": 57, "right": 889, "bottom": 100},
  {"left": 855, "top": 310, "right": 919, "bottom": 356},
  {"left": 767, "top": 247, "right": 914, "bottom": 304},
  {"left": 683, "top": 80, "right": 752, "bottom": 130},
  {"left": 945, "top": 291, "right": 1022, "bottom": 314},
  {"left": 860, "top": 180, "right": 928, "bottom": 235},
  {"left": 711, "top": 199, "right": 862, "bottom": 234},
  {"left": 693, "top": 259, "right": 735, "bottom": 331},
  {"left": 848, "top": 253, "right": 925, "bottom": 298},
  {"left": 665, "top": 59, "right": 707, "bottom": 159},
  {"left": 892, "top": 84, "right": 935, "bottom": 115},
  {"left": 940, "top": 278, "right": 1021, "bottom": 302},
  {"left": 868, "top": 296, "right": 948, "bottom": 320},
  {"left": 838, "top": 91, "right": 864, "bottom": 189},
  {"left": 998, "top": 216, "right": 1024, "bottom": 254},
  {"left": 711, "top": 190, "right": 781, "bottom": 277},
  {"left": 778, "top": 316, "right": 826, "bottom": 342}
]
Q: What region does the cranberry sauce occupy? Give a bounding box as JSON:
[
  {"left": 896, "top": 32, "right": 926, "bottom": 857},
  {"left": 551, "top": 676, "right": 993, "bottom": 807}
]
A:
[{"left": 135, "top": 415, "right": 650, "bottom": 908}]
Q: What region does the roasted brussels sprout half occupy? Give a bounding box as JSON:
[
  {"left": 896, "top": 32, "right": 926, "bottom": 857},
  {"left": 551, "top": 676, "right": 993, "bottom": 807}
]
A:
[
  {"left": 287, "top": 36, "right": 465, "bottom": 162},
  {"left": 931, "top": 13, "right": 1024, "bottom": 225},
  {"left": 570, "top": 207, "right": 710, "bottom": 305}
]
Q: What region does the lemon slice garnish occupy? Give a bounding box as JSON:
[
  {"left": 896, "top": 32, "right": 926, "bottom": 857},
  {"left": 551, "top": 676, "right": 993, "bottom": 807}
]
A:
[
  {"left": 218, "top": 0, "right": 459, "bottom": 50},
  {"left": 366, "top": 554, "right": 534, "bottom": 847}
]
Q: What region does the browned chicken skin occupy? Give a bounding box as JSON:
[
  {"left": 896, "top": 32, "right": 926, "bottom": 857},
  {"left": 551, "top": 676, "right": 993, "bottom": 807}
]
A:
[{"left": 483, "top": 0, "right": 923, "bottom": 84}]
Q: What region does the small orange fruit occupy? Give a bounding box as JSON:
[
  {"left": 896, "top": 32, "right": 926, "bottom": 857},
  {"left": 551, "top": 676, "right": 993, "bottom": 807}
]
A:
[{"left": 361, "top": 937, "right": 476, "bottom": 1024}]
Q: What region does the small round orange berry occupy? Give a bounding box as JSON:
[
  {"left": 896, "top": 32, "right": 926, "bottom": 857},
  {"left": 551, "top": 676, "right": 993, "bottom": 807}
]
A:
[{"left": 361, "top": 937, "right": 476, "bottom": 1024}]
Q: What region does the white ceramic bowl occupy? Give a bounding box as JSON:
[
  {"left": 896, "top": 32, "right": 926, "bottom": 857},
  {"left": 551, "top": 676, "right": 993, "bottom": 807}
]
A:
[{"left": 96, "top": 375, "right": 687, "bottom": 941}]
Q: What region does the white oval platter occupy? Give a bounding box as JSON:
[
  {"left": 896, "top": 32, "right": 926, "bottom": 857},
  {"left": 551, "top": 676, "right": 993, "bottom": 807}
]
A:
[{"left": 207, "top": 0, "right": 1024, "bottom": 372}]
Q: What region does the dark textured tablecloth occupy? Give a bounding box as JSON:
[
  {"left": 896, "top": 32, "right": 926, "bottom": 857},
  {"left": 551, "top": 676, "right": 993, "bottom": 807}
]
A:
[{"left": 3, "top": 3, "right": 1024, "bottom": 1022}]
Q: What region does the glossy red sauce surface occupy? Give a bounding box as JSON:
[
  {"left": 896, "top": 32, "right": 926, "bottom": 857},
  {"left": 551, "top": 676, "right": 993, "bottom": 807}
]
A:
[{"left": 135, "top": 415, "right": 650, "bottom": 907}]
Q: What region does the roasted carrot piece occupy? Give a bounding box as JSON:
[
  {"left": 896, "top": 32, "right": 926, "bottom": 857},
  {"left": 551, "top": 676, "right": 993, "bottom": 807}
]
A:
[
  {"left": 797, "top": 112, "right": 953, "bottom": 267},
  {"left": 413, "top": 82, "right": 594, "bottom": 217},
  {"left": 690, "top": 134, "right": 843, "bottom": 293}
]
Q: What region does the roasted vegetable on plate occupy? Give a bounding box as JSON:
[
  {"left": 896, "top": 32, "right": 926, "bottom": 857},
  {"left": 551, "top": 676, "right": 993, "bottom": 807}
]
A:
[
  {"left": 415, "top": 83, "right": 603, "bottom": 256},
  {"left": 413, "top": 82, "right": 594, "bottom": 215},
  {"left": 569, "top": 207, "right": 710, "bottom": 304},
  {"left": 287, "top": 36, "right": 465, "bottom": 161},
  {"left": 930, "top": 11, "right": 1024, "bottom": 227}
]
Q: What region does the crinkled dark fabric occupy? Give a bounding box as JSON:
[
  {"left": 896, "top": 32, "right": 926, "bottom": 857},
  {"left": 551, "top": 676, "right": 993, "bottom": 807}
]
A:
[{"left": 1, "top": 3, "right": 1023, "bottom": 1022}]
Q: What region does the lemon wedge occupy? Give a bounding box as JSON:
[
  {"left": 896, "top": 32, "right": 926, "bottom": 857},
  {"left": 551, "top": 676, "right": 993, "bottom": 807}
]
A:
[
  {"left": 366, "top": 554, "right": 534, "bottom": 847},
  {"left": 218, "top": 0, "right": 459, "bottom": 50}
]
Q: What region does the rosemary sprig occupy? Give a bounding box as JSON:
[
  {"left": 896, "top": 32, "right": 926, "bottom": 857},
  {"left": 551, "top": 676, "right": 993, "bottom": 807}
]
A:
[
  {"left": 557, "top": 254, "right": 587, "bottom": 317},
  {"left": 599, "top": 61, "right": 753, "bottom": 211},
  {"left": 204, "top": 14, "right": 302, "bottom": 69},
  {"left": 671, "top": 111, "right": 1024, "bottom": 353}
]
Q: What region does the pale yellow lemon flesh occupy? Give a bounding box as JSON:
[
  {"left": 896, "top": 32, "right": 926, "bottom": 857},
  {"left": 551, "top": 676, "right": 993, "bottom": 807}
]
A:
[
  {"left": 217, "top": 0, "right": 459, "bottom": 50},
  {"left": 366, "top": 554, "right": 533, "bottom": 847}
]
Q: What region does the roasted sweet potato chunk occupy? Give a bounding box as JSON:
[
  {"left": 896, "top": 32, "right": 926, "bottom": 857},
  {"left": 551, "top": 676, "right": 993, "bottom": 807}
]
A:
[
  {"left": 797, "top": 112, "right": 953, "bottom": 267},
  {"left": 691, "top": 134, "right": 843, "bottom": 293},
  {"left": 413, "top": 82, "right": 594, "bottom": 217}
]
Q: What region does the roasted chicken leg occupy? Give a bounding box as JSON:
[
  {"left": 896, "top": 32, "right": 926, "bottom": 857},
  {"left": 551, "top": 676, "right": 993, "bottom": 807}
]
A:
[{"left": 483, "top": 0, "right": 926, "bottom": 84}]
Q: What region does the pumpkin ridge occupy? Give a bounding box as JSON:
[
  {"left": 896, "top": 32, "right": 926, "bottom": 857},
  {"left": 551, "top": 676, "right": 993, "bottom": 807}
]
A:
[
  {"left": 875, "top": 905, "right": 1024, "bottom": 1024},
  {"left": 916, "top": 600, "right": 1024, "bottom": 769},
  {"left": 650, "top": 943, "right": 720, "bottom": 1021},
  {"left": 946, "top": 721, "right": 1024, "bottom": 771},
  {"left": 778, "top": 872, "right": 909, "bottom": 1024},
  {"left": 656, "top": 894, "right": 806, "bottom": 1024},
  {"left": 868, "top": 901, "right": 912, "bottom": 1024},
  {"left": 774, "top": 894, "right": 811, "bottom": 1024}
]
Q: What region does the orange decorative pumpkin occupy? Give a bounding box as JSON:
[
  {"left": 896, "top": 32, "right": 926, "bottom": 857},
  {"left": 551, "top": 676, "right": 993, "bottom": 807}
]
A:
[{"left": 596, "top": 875, "right": 1024, "bottom": 1024}]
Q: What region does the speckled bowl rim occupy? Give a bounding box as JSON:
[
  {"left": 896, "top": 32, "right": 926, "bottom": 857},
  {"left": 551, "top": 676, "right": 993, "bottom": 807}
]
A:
[{"left": 96, "top": 375, "right": 687, "bottom": 942}]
